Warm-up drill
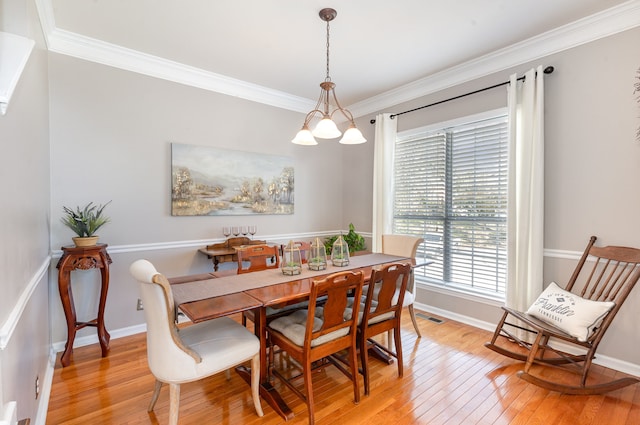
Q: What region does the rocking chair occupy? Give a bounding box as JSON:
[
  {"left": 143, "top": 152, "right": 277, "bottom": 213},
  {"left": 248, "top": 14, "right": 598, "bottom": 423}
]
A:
[{"left": 485, "top": 236, "right": 640, "bottom": 394}]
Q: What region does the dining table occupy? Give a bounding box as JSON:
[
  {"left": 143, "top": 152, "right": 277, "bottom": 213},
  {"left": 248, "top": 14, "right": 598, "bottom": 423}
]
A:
[{"left": 171, "top": 252, "right": 416, "bottom": 420}]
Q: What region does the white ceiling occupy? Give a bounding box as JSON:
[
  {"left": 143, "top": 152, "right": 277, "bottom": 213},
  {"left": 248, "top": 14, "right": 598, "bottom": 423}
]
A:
[{"left": 45, "top": 0, "right": 638, "bottom": 115}]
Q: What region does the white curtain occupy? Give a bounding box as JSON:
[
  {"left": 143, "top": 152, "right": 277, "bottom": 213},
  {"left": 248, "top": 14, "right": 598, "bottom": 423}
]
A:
[
  {"left": 506, "top": 66, "right": 545, "bottom": 312},
  {"left": 372, "top": 113, "right": 397, "bottom": 252}
]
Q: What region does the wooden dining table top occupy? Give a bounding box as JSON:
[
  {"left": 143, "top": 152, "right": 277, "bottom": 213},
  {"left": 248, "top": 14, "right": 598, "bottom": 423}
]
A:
[{"left": 172, "top": 253, "right": 409, "bottom": 322}]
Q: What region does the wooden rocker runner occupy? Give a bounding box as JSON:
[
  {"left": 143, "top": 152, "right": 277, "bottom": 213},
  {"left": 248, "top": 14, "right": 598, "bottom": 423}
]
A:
[{"left": 485, "top": 236, "right": 640, "bottom": 394}]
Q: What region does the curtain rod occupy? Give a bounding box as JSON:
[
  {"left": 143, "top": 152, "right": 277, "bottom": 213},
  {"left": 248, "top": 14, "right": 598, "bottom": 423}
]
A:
[{"left": 369, "top": 66, "right": 554, "bottom": 124}]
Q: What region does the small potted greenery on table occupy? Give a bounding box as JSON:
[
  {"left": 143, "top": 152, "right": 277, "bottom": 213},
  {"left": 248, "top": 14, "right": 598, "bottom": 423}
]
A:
[
  {"left": 324, "top": 223, "right": 366, "bottom": 255},
  {"left": 61, "top": 201, "right": 111, "bottom": 247}
]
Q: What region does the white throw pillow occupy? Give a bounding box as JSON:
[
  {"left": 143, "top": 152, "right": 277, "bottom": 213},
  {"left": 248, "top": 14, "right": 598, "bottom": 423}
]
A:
[{"left": 525, "top": 281, "right": 615, "bottom": 342}]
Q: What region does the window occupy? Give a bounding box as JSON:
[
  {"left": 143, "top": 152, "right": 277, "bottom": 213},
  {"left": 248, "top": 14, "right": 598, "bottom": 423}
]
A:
[{"left": 393, "top": 110, "right": 508, "bottom": 298}]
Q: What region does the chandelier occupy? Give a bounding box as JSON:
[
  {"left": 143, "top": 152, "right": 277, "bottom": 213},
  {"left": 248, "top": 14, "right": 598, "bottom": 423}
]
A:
[{"left": 291, "top": 8, "right": 366, "bottom": 146}]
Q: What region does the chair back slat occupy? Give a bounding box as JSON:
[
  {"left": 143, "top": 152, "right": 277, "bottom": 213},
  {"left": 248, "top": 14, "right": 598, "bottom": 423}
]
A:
[
  {"left": 363, "top": 263, "right": 411, "bottom": 325},
  {"left": 306, "top": 271, "right": 364, "bottom": 347},
  {"left": 607, "top": 263, "right": 638, "bottom": 300},
  {"left": 597, "top": 261, "right": 628, "bottom": 301},
  {"left": 236, "top": 244, "right": 280, "bottom": 274}
]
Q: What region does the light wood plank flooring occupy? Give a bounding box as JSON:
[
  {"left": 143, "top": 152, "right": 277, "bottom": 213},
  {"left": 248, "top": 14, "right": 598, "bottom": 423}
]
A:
[{"left": 47, "top": 311, "right": 640, "bottom": 424}]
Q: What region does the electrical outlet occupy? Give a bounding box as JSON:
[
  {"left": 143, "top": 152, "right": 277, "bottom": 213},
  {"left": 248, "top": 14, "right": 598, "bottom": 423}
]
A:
[
  {"left": 35, "top": 376, "right": 40, "bottom": 399},
  {"left": 136, "top": 298, "right": 144, "bottom": 310}
]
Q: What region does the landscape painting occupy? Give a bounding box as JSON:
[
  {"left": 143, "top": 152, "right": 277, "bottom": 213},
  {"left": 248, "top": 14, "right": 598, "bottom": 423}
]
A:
[{"left": 171, "top": 143, "right": 294, "bottom": 216}]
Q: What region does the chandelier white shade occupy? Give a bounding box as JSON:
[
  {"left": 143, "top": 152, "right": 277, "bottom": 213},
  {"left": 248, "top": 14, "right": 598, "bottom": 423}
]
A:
[
  {"left": 291, "top": 8, "right": 366, "bottom": 146},
  {"left": 340, "top": 124, "right": 368, "bottom": 144},
  {"left": 291, "top": 125, "right": 318, "bottom": 146}
]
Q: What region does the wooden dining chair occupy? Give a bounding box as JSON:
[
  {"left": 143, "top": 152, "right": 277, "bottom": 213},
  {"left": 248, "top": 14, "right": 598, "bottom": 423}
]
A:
[
  {"left": 357, "top": 262, "right": 411, "bottom": 395},
  {"left": 236, "top": 243, "right": 288, "bottom": 327},
  {"left": 267, "top": 270, "right": 365, "bottom": 425},
  {"left": 485, "top": 236, "right": 640, "bottom": 394},
  {"left": 236, "top": 244, "right": 280, "bottom": 273},
  {"left": 381, "top": 234, "right": 425, "bottom": 338},
  {"left": 129, "top": 259, "right": 263, "bottom": 425}
]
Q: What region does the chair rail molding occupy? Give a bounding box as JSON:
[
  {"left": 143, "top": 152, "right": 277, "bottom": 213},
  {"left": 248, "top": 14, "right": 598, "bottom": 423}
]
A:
[
  {"left": 50, "top": 230, "right": 363, "bottom": 258},
  {"left": 0, "top": 257, "right": 49, "bottom": 350}
]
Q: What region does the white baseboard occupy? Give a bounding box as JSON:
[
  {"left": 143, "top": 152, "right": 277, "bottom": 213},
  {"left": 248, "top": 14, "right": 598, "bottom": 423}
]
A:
[
  {"left": 413, "top": 301, "right": 640, "bottom": 378},
  {"left": 51, "top": 323, "right": 147, "bottom": 353},
  {"left": 32, "top": 355, "right": 56, "bottom": 425}
]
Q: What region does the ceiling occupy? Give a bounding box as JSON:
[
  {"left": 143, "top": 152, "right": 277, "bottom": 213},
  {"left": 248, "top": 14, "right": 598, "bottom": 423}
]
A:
[{"left": 45, "top": 0, "right": 636, "bottom": 116}]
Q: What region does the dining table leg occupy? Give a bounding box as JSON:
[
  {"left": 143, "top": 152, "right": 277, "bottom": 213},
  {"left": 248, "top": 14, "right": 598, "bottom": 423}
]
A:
[
  {"left": 368, "top": 343, "right": 395, "bottom": 365},
  {"left": 235, "top": 306, "right": 294, "bottom": 420}
]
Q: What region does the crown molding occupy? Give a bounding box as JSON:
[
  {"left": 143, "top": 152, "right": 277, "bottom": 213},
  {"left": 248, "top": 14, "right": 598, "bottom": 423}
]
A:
[
  {"left": 348, "top": 0, "right": 640, "bottom": 118},
  {"left": 45, "top": 27, "right": 316, "bottom": 113},
  {"left": 34, "top": 0, "right": 640, "bottom": 117},
  {"left": 34, "top": 0, "right": 55, "bottom": 49},
  {"left": 0, "top": 32, "right": 35, "bottom": 115}
]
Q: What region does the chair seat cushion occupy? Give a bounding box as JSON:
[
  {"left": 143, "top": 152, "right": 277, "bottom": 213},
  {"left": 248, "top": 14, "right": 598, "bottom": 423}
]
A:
[
  {"left": 400, "top": 290, "right": 414, "bottom": 306},
  {"left": 174, "top": 317, "right": 260, "bottom": 381},
  {"left": 266, "top": 301, "right": 309, "bottom": 316},
  {"left": 346, "top": 297, "right": 395, "bottom": 325},
  {"left": 266, "top": 296, "right": 327, "bottom": 317},
  {"left": 525, "top": 282, "right": 615, "bottom": 342},
  {"left": 268, "top": 309, "right": 350, "bottom": 347},
  {"left": 364, "top": 286, "right": 414, "bottom": 307}
]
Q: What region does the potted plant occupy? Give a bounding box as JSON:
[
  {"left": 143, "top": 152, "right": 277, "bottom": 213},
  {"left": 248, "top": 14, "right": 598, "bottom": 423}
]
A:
[
  {"left": 324, "top": 223, "right": 366, "bottom": 254},
  {"left": 61, "top": 201, "right": 111, "bottom": 247}
]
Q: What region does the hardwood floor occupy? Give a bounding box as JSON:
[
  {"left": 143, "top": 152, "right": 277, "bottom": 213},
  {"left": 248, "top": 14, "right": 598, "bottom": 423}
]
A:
[{"left": 47, "top": 311, "right": 640, "bottom": 424}]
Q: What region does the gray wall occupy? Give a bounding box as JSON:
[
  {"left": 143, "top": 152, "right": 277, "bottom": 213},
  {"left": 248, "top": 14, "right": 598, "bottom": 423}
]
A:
[
  {"left": 46, "top": 52, "right": 350, "bottom": 345},
  {"left": 344, "top": 26, "right": 640, "bottom": 366},
  {"left": 0, "top": 0, "right": 51, "bottom": 422}
]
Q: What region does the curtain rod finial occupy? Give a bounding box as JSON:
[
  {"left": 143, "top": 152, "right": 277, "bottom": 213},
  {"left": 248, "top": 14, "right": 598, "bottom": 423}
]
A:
[{"left": 544, "top": 66, "right": 554, "bottom": 74}]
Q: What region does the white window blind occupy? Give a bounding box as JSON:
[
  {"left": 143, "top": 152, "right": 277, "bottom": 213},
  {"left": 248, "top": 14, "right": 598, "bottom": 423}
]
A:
[{"left": 393, "top": 114, "right": 508, "bottom": 297}]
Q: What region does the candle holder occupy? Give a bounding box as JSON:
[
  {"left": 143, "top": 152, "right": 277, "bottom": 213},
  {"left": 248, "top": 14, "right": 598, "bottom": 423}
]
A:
[
  {"left": 331, "top": 235, "right": 350, "bottom": 267},
  {"left": 281, "top": 240, "right": 302, "bottom": 275},
  {"left": 308, "top": 237, "right": 327, "bottom": 271}
]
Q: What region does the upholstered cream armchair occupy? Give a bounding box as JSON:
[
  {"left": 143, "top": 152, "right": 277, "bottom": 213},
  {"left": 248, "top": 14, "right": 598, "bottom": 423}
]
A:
[
  {"left": 130, "top": 259, "right": 263, "bottom": 425},
  {"left": 381, "top": 234, "right": 425, "bottom": 337}
]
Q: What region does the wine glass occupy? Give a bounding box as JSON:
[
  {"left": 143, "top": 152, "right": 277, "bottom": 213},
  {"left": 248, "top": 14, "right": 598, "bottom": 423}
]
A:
[
  {"left": 222, "top": 226, "right": 231, "bottom": 238},
  {"left": 232, "top": 226, "right": 240, "bottom": 237},
  {"left": 241, "top": 226, "right": 248, "bottom": 237},
  {"left": 248, "top": 225, "right": 257, "bottom": 239}
]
